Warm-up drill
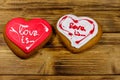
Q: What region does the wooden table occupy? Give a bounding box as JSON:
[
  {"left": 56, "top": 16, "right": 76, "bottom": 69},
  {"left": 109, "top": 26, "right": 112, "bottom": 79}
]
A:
[{"left": 0, "top": 0, "right": 120, "bottom": 80}]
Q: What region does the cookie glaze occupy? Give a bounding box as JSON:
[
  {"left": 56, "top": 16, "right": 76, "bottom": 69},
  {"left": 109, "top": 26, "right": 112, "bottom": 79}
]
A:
[
  {"left": 57, "top": 14, "right": 98, "bottom": 48},
  {"left": 5, "top": 18, "right": 52, "bottom": 54}
]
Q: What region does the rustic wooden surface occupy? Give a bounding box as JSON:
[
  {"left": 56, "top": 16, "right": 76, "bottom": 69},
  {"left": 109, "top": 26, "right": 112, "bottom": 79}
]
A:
[{"left": 0, "top": 0, "right": 120, "bottom": 80}]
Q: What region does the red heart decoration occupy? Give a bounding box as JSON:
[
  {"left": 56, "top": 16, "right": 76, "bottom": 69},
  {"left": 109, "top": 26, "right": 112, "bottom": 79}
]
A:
[
  {"left": 5, "top": 18, "right": 52, "bottom": 54},
  {"left": 57, "top": 14, "right": 98, "bottom": 48}
]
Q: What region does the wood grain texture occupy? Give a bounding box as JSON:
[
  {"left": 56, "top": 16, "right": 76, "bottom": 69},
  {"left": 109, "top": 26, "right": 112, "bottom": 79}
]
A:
[
  {"left": 0, "top": 0, "right": 120, "bottom": 79},
  {"left": 0, "top": 0, "right": 119, "bottom": 32},
  {"left": 0, "top": 33, "right": 120, "bottom": 75},
  {"left": 0, "top": 75, "right": 119, "bottom": 80}
]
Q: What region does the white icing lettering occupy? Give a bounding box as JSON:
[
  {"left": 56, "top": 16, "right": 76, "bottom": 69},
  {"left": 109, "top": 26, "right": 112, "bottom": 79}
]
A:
[
  {"left": 21, "top": 36, "right": 35, "bottom": 44},
  {"left": 19, "top": 25, "right": 39, "bottom": 36},
  {"left": 41, "top": 23, "right": 49, "bottom": 32},
  {"left": 18, "top": 24, "right": 39, "bottom": 46},
  {"left": 21, "top": 36, "right": 25, "bottom": 43},
  {"left": 9, "top": 24, "right": 40, "bottom": 50}
]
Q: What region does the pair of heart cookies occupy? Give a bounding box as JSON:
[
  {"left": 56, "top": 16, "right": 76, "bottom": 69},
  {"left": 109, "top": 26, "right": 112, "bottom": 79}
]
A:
[{"left": 3, "top": 14, "right": 102, "bottom": 59}]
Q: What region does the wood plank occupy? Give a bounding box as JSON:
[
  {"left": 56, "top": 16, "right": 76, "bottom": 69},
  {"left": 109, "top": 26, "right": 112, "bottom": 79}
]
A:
[
  {"left": 0, "top": 75, "right": 120, "bottom": 80},
  {"left": 0, "top": 51, "right": 55, "bottom": 75},
  {"left": 1, "top": 33, "right": 120, "bottom": 49},
  {"left": 5, "top": 0, "right": 120, "bottom": 10},
  {"left": 0, "top": 45, "right": 118, "bottom": 75},
  {"left": 4, "top": 0, "right": 120, "bottom": 11},
  {"left": 24, "top": 10, "right": 120, "bottom": 33},
  {"left": 53, "top": 45, "right": 119, "bottom": 75},
  {"left": 0, "top": 0, "right": 119, "bottom": 32},
  {"left": 0, "top": 10, "right": 119, "bottom": 33},
  {"left": 0, "top": 10, "right": 24, "bottom": 32},
  {"left": 0, "top": 0, "right": 119, "bottom": 76},
  {"left": 0, "top": 33, "right": 120, "bottom": 75}
]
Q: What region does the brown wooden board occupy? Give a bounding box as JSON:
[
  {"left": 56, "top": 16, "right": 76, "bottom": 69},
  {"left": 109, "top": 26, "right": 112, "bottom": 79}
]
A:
[{"left": 0, "top": 0, "right": 120, "bottom": 79}]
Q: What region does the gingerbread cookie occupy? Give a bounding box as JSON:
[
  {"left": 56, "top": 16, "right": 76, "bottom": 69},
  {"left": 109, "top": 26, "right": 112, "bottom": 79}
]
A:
[
  {"left": 56, "top": 14, "right": 102, "bottom": 52},
  {"left": 3, "top": 18, "right": 52, "bottom": 58}
]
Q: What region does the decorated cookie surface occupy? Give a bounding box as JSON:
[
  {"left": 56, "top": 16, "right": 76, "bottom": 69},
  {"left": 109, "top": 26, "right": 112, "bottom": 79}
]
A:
[
  {"left": 57, "top": 14, "right": 102, "bottom": 52},
  {"left": 4, "top": 18, "right": 52, "bottom": 58}
]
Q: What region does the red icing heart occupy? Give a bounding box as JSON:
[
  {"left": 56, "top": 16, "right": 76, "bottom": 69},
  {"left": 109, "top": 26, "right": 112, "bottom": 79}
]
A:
[
  {"left": 5, "top": 18, "right": 52, "bottom": 54},
  {"left": 57, "top": 14, "right": 98, "bottom": 48}
]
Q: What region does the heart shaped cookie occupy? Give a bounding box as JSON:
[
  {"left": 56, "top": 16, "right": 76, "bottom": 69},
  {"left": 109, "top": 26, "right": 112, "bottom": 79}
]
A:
[
  {"left": 4, "top": 18, "right": 52, "bottom": 58},
  {"left": 56, "top": 14, "right": 102, "bottom": 52}
]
